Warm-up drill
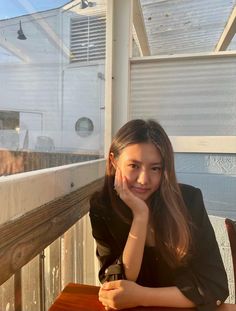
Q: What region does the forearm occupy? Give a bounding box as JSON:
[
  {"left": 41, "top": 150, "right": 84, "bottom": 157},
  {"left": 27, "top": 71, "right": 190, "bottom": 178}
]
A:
[
  {"left": 138, "top": 285, "right": 195, "bottom": 308},
  {"left": 122, "top": 213, "right": 148, "bottom": 281}
]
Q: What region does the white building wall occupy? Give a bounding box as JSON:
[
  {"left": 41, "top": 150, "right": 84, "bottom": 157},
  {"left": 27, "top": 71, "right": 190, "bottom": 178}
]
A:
[{"left": 0, "top": 8, "right": 105, "bottom": 154}]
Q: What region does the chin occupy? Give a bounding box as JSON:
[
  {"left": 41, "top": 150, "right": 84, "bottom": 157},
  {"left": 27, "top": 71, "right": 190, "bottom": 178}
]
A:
[{"left": 132, "top": 191, "right": 151, "bottom": 201}]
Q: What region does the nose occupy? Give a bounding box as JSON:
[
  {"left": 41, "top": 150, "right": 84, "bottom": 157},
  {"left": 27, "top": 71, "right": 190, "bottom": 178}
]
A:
[{"left": 137, "top": 169, "right": 149, "bottom": 185}]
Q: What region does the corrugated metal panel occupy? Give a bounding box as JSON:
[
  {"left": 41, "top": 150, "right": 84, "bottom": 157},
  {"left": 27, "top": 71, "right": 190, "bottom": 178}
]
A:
[
  {"left": 70, "top": 15, "right": 106, "bottom": 63},
  {"left": 130, "top": 54, "right": 236, "bottom": 135},
  {"left": 140, "top": 0, "right": 236, "bottom": 54}
]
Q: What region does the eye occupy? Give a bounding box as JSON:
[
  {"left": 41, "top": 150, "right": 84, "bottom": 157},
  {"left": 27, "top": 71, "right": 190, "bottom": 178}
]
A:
[{"left": 152, "top": 166, "right": 162, "bottom": 172}]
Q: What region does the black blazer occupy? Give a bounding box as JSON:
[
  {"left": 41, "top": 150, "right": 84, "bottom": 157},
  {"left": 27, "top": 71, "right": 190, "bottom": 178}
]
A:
[{"left": 89, "top": 184, "right": 229, "bottom": 311}]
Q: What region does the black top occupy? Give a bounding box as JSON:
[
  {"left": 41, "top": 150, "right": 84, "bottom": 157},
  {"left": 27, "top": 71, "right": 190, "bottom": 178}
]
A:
[{"left": 89, "top": 184, "right": 229, "bottom": 311}]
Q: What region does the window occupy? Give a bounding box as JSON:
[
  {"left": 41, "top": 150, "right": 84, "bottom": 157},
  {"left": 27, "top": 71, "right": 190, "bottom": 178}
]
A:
[
  {"left": 75, "top": 117, "right": 94, "bottom": 137},
  {"left": 70, "top": 15, "right": 106, "bottom": 63}
]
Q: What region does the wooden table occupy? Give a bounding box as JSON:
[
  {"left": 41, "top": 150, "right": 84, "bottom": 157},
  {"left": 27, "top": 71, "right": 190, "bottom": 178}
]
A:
[{"left": 48, "top": 283, "right": 236, "bottom": 311}]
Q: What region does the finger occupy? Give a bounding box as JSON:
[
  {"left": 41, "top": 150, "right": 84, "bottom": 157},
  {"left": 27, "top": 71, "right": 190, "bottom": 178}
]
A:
[
  {"left": 122, "top": 176, "right": 129, "bottom": 192},
  {"left": 114, "top": 167, "right": 122, "bottom": 194},
  {"left": 98, "top": 295, "right": 112, "bottom": 309},
  {"left": 102, "top": 280, "right": 121, "bottom": 290}
]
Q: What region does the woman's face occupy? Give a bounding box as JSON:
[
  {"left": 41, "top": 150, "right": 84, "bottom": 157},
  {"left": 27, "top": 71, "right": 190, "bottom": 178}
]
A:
[{"left": 112, "top": 142, "right": 163, "bottom": 201}]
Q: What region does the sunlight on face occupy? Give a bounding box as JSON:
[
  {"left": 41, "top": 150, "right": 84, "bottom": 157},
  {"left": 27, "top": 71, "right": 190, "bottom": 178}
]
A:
[{"left": 115, "top": 143, "right": 163, "bottom": 201}]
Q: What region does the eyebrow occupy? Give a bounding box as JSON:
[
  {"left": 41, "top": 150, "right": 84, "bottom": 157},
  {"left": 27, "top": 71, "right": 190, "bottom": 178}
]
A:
[{"left": 127, "top": 159, "right": 162, "bottom": 165}]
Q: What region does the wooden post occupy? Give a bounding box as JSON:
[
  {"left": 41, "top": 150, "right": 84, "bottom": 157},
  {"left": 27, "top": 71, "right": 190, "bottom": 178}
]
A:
[{"left": 14, "top": 270, "right": 22, "bottom": 311}]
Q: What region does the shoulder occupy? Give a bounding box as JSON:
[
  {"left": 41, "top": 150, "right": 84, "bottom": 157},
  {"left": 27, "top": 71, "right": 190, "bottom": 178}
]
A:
[
  {"left": 89, "top": 191, "right": 110, "bottom": 218},
  {"left": 179, "top": 183, "right": 201, "bottom": 197},
  {"left": 179, "top": 184, "right": 202, "bottom": 204},
  {"left": 179, "top": 183, "right": 206, "bottom": 223}
]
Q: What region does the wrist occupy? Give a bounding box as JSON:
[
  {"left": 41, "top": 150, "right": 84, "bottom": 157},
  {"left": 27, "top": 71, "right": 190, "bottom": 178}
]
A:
[
  {"left": 134, "top": 284, "right": 146, "bottom": 306},
  {"left": 133, "top": 210, "right": 149, "bottom": 222}
]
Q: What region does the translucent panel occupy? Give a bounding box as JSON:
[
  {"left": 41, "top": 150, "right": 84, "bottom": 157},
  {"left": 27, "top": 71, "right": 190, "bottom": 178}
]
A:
[
  {"left": 131, "top": 55, "right": 236, "bottom": 136},
  {"left": 140, "top": 0, "right": 236, "bottom": 55},
  {"left": 0, "top": 1, "right": 106, "bottom": 177},
  {"left": 0, "top": 1, "right": 70, "bottom": 20}
]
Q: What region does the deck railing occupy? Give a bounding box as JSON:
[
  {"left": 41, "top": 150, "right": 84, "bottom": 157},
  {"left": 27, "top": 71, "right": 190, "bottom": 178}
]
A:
[{"left": 0, "top": 159, "right": 105, "bottom": 310}]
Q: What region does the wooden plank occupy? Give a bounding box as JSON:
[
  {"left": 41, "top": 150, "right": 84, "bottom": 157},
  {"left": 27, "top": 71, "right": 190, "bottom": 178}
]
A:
[
  {"left": 0, "top": 177, "right": 103, "bottom": 286},
  {"left": 133, "top": 0, "right": 150, "bottom": 56},
  {"left": 0, "top": 149, "right": 99, "bottom": 177},
  {"left": 0, "top": 276, "right": 14, "bottom": 311},
  {"left": 170, "top": 136, "right": 236, "bottom": 153},
  {"left": 61, "top": 226, "right": 75, "bottom": 288},
  {"left": 74, "top": 218, "right": 84, "bottom": 284},
  {"left": 48, "top": 283, "right": 235, "bottom": 311},
  {"left": 131, "top": 51, "right": 236, "bottom": 63},
  {"left": 44, "top": 239, "right": 61, "bottom": 311},
  {"left": 0, "top": 159, "right": 106, "bottom": 226},
  {"left": 82, "top": 213, "right": 98, "bottom": 285},
  {"left": 215, "top": 6, "right": 236, "bottom": 52},
  {"left": 14, "top": 270, "right": 22, "bottom": 311},
  {"left": 22, "top": 256, "right": 41, "bottom": 311},
  {"left": 39, "top": 252, "right": 46, "bottom": 311}
]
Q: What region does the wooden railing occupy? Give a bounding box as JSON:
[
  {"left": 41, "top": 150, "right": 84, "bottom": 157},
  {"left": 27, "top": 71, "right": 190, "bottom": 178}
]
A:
[{"left": 0, "top": 168, "right": 104, "bottom": 310}]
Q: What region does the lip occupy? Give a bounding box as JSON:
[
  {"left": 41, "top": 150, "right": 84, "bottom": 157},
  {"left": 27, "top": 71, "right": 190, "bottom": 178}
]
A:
[{"left": 131, "top": 186, "right": 150, "bottom": 193}]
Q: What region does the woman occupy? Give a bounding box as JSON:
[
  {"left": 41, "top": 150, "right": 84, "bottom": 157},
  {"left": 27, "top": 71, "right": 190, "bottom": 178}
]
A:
[{"left": 89, "top": 119, "right": 228, "bottom": 310}]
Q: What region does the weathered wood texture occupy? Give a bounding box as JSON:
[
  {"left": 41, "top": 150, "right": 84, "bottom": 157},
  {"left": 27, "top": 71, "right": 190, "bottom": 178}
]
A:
[
  {"left": 49, "top": 283, "right": 236, "bottom": 311},
  {"left": 22, "top": 255, "right": 41, "bottom": 311},
  {"left": 0, "top": 276, "right": 14, "bottom": 311},
  {"left": 61, "top": 226, "right": 75, "bottom": 288},
  {"left": 45, "top": 239, "right": 61, "bottom": 311},
  {"left": 0, "top": 149, "right": 100, "bottom": 177},
  {"left": 0, "top": 177, "right": 103, "bottom": 286},
  {"left": 14, "top": 270, "right": 22, "bottom": 311}
]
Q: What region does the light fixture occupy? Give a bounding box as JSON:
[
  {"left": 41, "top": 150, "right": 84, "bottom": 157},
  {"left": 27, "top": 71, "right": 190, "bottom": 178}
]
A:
[
  {"left": 80, "top": 0, "right": 96, "bottom": 9},
  {"left": 80, "top": 0, "right": 88, "bottom": 9},
  {"left": 17, "top": 20, "right": 27, "bottom": 40}
]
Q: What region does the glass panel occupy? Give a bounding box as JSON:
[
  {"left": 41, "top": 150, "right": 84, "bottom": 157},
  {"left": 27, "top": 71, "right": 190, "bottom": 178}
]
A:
[{"left": 0, "top": 0, "right": 106, "bottom": 177}]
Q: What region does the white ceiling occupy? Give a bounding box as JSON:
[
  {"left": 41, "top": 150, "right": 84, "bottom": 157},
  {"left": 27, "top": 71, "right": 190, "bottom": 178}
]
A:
[{"left": 140, "top": 0, "right": 236, "bottom": 55}]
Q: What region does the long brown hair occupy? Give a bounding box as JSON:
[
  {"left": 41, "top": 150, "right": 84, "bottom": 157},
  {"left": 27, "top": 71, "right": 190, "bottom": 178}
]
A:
[{"left": 95, "top": 119, "right": 192, "bottom": 268}]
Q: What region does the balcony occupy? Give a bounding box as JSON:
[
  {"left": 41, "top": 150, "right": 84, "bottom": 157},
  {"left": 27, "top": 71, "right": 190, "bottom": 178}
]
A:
[{"left": 0, "top": 0, "right": 236, "bottom": 310}]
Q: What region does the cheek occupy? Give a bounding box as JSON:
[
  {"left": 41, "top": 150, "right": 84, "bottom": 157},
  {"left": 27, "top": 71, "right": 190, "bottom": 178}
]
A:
[
  {"left": 152, "top": 174, "right": 162, "bottom": 189},
  {"left": 119, "top": 166, "right": 134, "bottom": 181}
]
